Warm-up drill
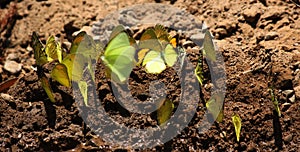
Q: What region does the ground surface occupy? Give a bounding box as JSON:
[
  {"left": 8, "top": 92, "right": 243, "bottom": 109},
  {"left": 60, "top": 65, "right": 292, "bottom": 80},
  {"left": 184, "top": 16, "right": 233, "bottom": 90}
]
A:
[{"left": 0, "top": 0, "right": 300, "bottom": 151}]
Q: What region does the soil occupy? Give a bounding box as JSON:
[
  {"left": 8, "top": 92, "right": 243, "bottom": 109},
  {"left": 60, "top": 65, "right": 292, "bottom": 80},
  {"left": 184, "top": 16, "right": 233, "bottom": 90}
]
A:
[{"left": 0, "top": 0, "right": 300, "bottom": 151}]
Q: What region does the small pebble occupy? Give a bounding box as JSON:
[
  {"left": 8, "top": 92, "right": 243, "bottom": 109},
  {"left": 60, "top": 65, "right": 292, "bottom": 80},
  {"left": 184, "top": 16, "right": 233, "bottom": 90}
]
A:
[
  {"left": 26, "top": 45, "right": 33, "bottom": 52},
  {"left": 282, "top": 90, "right": 294, "bottom": 98},
  {"left": 4, "top": 60, "right": 22, "bottom": 74},
  {"left": 280, "top": 45, "right": 293, "bottom": 52},
  {"left": 242, "top": 5, "right": 261, "bottom": 23},
  {"left": 6, "top": 53, "right": 18, "bottom": 61},
  {"left": 289, "top": 95, "right": 295, "bottom": 103},
  {"left": 265, "top": 32, "right": 279, "bottom": 40},
  {"left": 283, "top": 134, "right": 293, "bottom": 143},
  {"left": 0, "top": 93, "right": 13, "bottom": 101},
  {"left": 215, "top": 28, "right": 227, "bottom": 37}
]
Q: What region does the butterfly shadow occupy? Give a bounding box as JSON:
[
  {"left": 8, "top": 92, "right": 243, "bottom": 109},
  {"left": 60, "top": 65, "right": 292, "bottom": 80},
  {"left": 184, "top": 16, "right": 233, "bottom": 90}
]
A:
[
  {"left": 42, "top": 99, "right": 56, "bottom": 128},
  {"left": 272, "top": 110, "right": 283, "bottom": 150}
]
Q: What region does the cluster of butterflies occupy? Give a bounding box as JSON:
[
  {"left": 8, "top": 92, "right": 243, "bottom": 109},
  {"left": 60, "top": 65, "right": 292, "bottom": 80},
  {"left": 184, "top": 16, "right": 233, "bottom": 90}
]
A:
[
  {"left": 101, "top": 24, "right": 179, "bottom": 83},
  {"left": 32, "top": 31, "right": 101, "bottom": 105},
  {"left": 32, "top": 23, "right": 223, "bottom": 126}
]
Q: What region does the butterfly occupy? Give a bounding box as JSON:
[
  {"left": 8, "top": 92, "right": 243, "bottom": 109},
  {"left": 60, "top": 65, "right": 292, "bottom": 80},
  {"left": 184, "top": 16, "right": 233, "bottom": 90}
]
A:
[
  {"left": 137, "top": 25, "right": 178, "bottom": 74},
  {"left": 101, "top": 25, "right": 136, "bottom": 83},
  {"left": 232, "top": 113, "right": 242, "bottom": 142},
  {"left": 31, "top": 32, "right": 55, "bottom": 102},
  {"left": 195, "top": 30, "right": 217, "bottom": 86},
  {"left": 202, "top": 30, "right": 216, "bottom": 62},
  {"left": 206, "top": 92, "right": 224, "bottom": 123},
  {"left": 157, "top": 98, "right": 174, "bottom": 126},
  {"left": 51, "top": 31, "right": 102, "bottom": 105},
  {"left": 45, "top": 35, "right": 63, "bottom": 63}
]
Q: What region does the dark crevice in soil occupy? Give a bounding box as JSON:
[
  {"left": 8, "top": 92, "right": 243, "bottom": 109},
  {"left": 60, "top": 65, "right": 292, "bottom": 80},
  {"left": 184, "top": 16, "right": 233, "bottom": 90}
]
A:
[{"left": 273, "top": 110, "right": 283, "bottom": 150}]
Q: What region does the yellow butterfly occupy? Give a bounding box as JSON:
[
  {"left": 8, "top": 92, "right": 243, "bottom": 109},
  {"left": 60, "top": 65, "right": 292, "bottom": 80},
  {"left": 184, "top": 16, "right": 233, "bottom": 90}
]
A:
[
  {"left": 206, "top": 92, "right": 224, "bottom": 123},
  {"left": 31, "top": 32, "right": 55, "bottom": 102},
  {"left": 232, "top": 113, "right": 242, "bottom": 142},
  {"left": 137, "top": 25, "right": 178, "bottom": 74},
  {"left": 157, "top": 98, "right": 174, "bottom": 126}
]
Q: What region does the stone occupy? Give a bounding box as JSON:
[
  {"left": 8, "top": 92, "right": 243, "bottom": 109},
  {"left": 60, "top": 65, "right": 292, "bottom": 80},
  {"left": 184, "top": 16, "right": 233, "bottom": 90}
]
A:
[
  {"left": 282, "top": 90, "right": 294, "bottom": 98},
  {"left": 3, "top": 60, "right": 22, "bottom": 74},
  {"left": 289, "top": 95, "right": 295, "bottom": 103},
  {"left": 242, "top": 5, "right": 261, "bottom": 23},
  {"left": 0, "top": 93, "right": 13, "bottom": 102},
  {"left": 215, "top": 28, "right": 227, "bottom": 38},
  {"left": 283, "top": 134, "right": 293, "bottom": 143},
  {"left": 261, "top": 6, "right": 285, "bottom": 20},
  {"left": 6, "top": 53, "right": 18, "bottom": 61},
  {"left": 265, "top": 32, "right": 279, "bottom": 40},
  {"left": 280, "top": 45, "right": 293, "bottom": 52}
]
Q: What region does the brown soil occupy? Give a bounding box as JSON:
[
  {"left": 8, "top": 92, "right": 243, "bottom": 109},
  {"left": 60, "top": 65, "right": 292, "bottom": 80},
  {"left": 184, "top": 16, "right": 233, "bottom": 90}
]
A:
[{"left": 0, "top": 0, "right": 299, "bottom": 151}]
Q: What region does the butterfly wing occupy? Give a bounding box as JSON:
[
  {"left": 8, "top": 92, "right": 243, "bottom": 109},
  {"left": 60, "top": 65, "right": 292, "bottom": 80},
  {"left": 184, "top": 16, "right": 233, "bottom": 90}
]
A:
[
  {"left": 78, "top": 81, "right": 88, "bottom": 106},
  {"left": 143, "top": 50, "right": 166, "bottom": 74},
  {"left": 109, "top": 24, "right": 126, "bottom": 40},
  {"left": 102, "top": 32, "right": 135, "bottom": 83},
  {"left": 232, "top": 114, "right": 242, "bottom": 142},
  {"left": 157, "top": 98, "right": 174, "bottom": 126},
  {"left": 203, "top": 30, "right": 217, "bottom": 62},
  {"left": 32, "top": 32, "right": 48, "bottom": 66},
  {"left": 206, "top": 93, "right": 224, "bottom": 123},
  {"left": 61, "top": 54, "right": 85, "bottom": 82},
  {"left": 45, "top": 35, "right": 62, "bottom": 62},
  {"left": 139, "top": 28, "right": 162, "bottom": 52},
  {"left": 137, "top": 48, "right": 150, "bottom": 66},
  {"left": 51, "top": 63, "right": 70, "bottom": 87},
  {"left": 154, "top": 24, "right": 169, "bottom": 41},
  {"left": 40, "top": 73, "right": 55, "bottom": 103},
  {"left": 70, "top": 31, "right": 100, "bottom": 60},
  {"left": 163, "top": 44, "right": 177, "bottom": 67}
]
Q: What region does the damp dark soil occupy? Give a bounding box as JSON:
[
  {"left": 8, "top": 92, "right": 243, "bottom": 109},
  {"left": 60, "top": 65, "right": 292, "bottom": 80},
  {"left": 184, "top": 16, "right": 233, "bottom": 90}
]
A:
[{"left": 0, "top": 0, "right": 300, "bottom": 151}]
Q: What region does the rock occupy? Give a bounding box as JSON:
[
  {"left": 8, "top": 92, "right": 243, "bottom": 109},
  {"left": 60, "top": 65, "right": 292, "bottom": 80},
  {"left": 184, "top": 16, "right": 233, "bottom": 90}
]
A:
[
  {"left": 250, "top": 0, "right": 257, "bottom": 4},
  {"left": 265, "top": 32, "right": 279, "bottom": 40},
  {"left": 0, "top": 93, "right": 13, "bottom": 102},
  {"left": 215, "top": 28, "right": 227, "bottom": 38},
  {"left": 282, "top": 103, "right": 291, "bottom": 112},
  {"left": 26, "top": 45, "right": 33, "bottom": 52},
  {"left": 280, "top": 44, "right": 293, "bottom": 52},
  {"left": 289, "top": 95, "right": 295, "bottom": 103},
  {"left": 242, "top": 4, "right": 261, "bottom": 23},
  {"left": 6, "top": 53, "right": 18, "bottom": 61},
  {"left": 283, "top": 134, "right": 293, "bottom": 143},
  {"left": 256, "top": 31, "right": 264, "bottom": 42},
  {"left": 261, "top": 6, "right": 285, "bottom": 21},
  {"left": 240, "top": 23, "right": 254, "bottom": 38},
  {"left": 217, "top": 21, "right": 237, "bottom": 32},
  {"left": 293, "top": 69, "right": 300, "bottom": 87},
  {"left": 294, "top": 86, "right": 300, "bottom": 100},
  {"left": 275, "top": 17, "right": 290, "bottom": 29},
  {"left": 3, "top": 60, "right": 22, "bottom": 74},
  {"left": 73, "top": 26, "right": 93, "bottom": 37},
  {"left": 215, "top": 20, "right": 238, "bottom": 38},
  {"left": 282, "top": 90, "right": 294, "bottom": 98}
]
